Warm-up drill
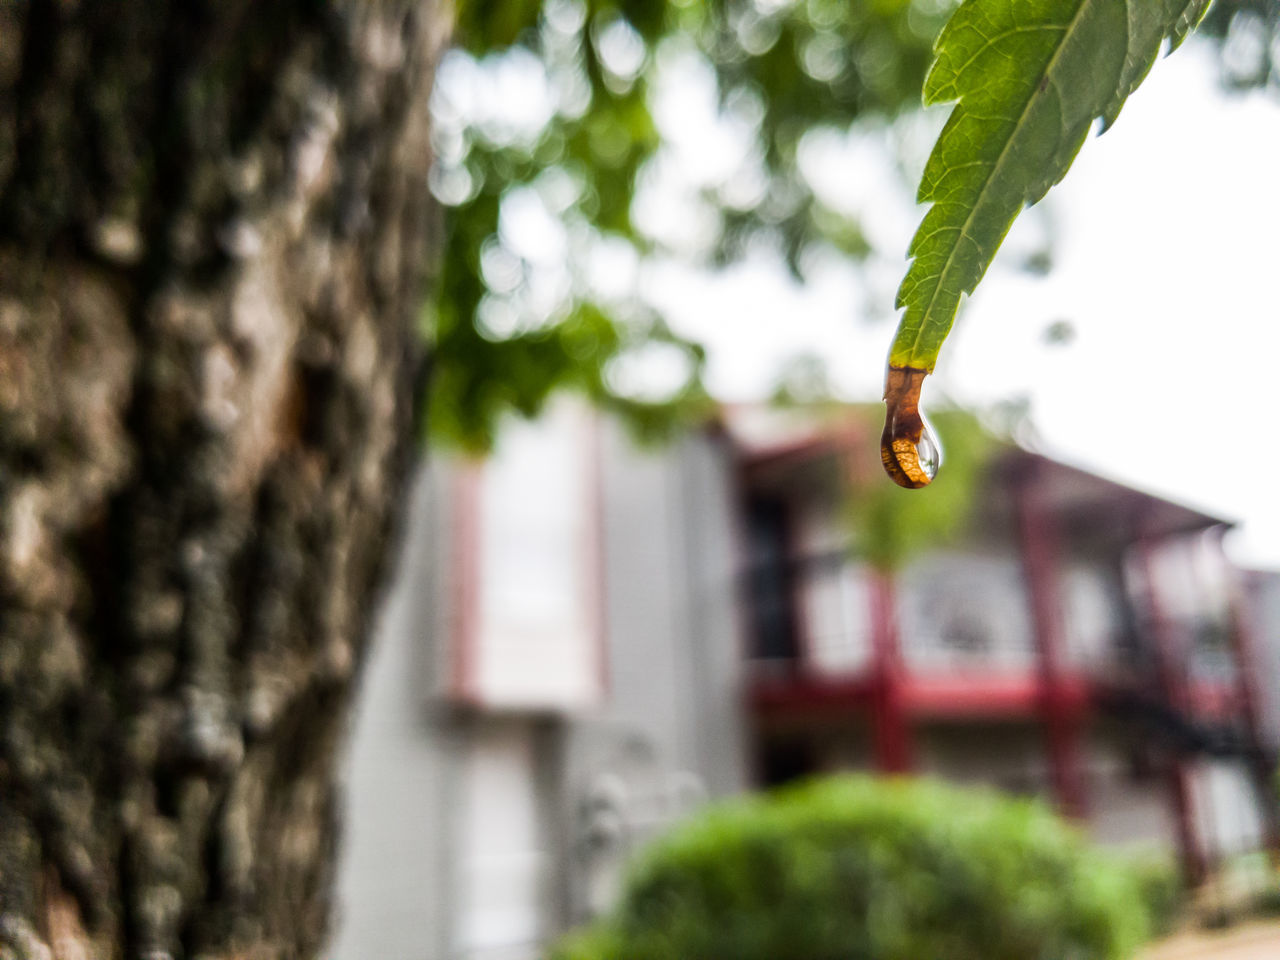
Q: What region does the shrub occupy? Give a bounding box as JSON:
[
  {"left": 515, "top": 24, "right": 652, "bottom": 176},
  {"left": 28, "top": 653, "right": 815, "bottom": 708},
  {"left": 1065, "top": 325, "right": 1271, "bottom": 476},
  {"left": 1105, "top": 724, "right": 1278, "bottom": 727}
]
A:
[
  {"left": 1130, "top": 856, "right": 1183, "bottom": 936},
  {"left": 550, "top": 926, "right": 626, "bottom": 960},
  {"left": 551, "top": 775, "right": 1154, "bottom": 960}
]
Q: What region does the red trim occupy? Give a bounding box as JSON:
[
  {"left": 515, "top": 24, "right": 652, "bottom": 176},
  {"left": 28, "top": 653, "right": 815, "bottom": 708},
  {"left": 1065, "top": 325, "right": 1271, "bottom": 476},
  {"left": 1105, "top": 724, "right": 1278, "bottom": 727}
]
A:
[
  {"left": 449, "top": 462, "right": 483, "bottom": 705},
  {"left": 750, "top": 672, "right": 876, "bottom": 716},
  {"left": 868, "top": 571, "right": 913, "bottom": 773},
  {"left": 1016, "top": 475, "right": 1088, "bottom": 819},
  {"left": 1168, "top": 761, "right": 1205, "bottom": 886},
  {"left": 750, "top": 670, "right": 1093, "bottom": 720},
  {"left": 1218, "top": 538, "right": 1267, "bottom": 743},
  {"left": 1140, "top": 538, "right": 1208, "bottom": 884},
  {"left": 1140, "top": 541, "right": 1189, "bottom": 714},
  {"left": 904, "top": 673, "right": 1089, "bottom": 718},
  {"left": 1185, "top": 681, "right": 1239, "bottom": 720},
  {"left": 1216, "top": 535, "right": 1280, "bottom": 854}
]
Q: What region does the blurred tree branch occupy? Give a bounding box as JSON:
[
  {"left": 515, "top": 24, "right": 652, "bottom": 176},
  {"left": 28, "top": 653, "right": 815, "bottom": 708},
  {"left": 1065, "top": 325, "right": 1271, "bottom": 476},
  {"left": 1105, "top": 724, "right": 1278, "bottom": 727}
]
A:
[{"left": 431, "top": 0, "right": 947, "bottom": 448}]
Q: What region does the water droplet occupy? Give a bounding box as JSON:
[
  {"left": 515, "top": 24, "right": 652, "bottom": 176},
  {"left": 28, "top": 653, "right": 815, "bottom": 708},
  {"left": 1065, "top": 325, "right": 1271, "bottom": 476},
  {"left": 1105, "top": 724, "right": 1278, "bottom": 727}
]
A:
[{"left": 880, "top": 365, "right": 942, "bottom": 489}]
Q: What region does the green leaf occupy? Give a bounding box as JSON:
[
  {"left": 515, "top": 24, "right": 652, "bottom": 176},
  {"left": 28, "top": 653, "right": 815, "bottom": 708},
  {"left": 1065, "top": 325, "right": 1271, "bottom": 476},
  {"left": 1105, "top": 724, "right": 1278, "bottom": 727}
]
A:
[
  {"left": 1169, "top": 0, "right": 1212, "bottom": 53},
  {"left": 1103, "top": 0, "right": 1210, "bottom": 130},
  {"left": 889, "top": 0, "right": 1210, "bottom": 373}
]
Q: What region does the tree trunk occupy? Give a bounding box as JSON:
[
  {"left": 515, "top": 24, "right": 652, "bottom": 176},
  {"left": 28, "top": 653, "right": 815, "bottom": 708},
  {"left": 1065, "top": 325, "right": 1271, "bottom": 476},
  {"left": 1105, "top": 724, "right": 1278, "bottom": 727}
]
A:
[{"left": 0, "top": 2, "right": 446, "bottom": 957}]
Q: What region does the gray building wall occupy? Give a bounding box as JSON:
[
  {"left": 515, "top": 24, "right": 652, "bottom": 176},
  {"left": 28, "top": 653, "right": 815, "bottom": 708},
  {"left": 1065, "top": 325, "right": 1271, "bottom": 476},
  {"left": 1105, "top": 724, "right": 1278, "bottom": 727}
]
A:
[
  {"left": 332, "top": 468, "right": 457, "bottom": 960},
  {"left": 562, "top": 423, "right": 748, "bottom": 921},
  {"left": 1245, "top": 570, "right": 1280, "bottom": 751},
  {"left": 332, "top": 411, "right": 1252, "bottom": 957},
  {"left": 331, "top": 421, "right": 749, "bottom": 959}
]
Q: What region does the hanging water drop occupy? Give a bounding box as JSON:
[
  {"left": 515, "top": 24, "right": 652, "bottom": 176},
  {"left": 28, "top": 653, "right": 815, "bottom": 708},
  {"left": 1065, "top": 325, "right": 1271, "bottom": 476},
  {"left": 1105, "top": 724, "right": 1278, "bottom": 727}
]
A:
[{"left": 880, "top": 365, "right": 942, "bottom": 489}]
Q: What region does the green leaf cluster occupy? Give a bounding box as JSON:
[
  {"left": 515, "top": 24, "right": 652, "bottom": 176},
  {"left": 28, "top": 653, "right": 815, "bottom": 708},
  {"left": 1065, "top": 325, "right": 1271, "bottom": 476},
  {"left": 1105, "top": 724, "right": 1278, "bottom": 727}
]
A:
[
  {"left": 433, "top": 0, "right": 949, "bottom": 449},
  {"left": 1200, "top": 0, "right": 1280, "bottom": 89},
  {"left": 891, "top": 0, "right": 1209, "bottom": 373},
  {"left": 549, "top": 775, "right": 1158, "bottom": 960}
]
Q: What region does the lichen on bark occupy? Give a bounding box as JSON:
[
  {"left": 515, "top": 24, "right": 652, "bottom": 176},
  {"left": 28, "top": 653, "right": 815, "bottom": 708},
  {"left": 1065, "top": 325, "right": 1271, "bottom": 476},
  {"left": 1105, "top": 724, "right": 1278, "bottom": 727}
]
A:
[{"left": 0, "top": 2, "right": 446, "bottom": 957}]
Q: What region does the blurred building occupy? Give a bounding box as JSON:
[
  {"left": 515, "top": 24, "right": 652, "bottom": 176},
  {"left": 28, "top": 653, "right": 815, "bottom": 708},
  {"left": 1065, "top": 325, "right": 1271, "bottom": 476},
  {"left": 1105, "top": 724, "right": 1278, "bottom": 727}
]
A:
[
  {"left": 1242, "top": 567, "right": 1280, "bottom": 761},
  {"left": 332, "top": 401, "right": 1277, "bottom": 960}
]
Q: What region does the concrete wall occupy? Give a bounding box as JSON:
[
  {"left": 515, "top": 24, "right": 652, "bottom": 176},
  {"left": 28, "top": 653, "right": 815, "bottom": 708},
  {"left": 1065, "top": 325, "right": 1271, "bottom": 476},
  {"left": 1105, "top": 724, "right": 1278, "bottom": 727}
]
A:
[{"left": 561, "top": 422, "right": 748, "bottom": 921}]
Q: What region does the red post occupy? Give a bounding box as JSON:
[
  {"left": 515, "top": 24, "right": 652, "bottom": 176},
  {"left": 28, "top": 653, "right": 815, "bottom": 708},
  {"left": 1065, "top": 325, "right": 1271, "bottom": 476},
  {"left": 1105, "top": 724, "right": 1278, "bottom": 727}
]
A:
[
  {"left": 1015, "top": 473, "right": 1087, "bottom": 820},
  {"left": 1139, "top": 539, "right": 1208, "bottom": 884},
  {"left": 868, "top": 569, "right": 913, "bottom": 774},
  {"left": 1215, "top": 536, "right": 1280, "bottom": 856}
]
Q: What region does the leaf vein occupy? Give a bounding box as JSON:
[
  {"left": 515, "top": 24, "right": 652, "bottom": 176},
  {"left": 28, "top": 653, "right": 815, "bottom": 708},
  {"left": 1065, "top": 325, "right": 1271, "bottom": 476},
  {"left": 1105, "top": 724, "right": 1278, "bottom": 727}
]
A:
[{"left": 902, "top": 0, "right": 1098, "bottom": 364}]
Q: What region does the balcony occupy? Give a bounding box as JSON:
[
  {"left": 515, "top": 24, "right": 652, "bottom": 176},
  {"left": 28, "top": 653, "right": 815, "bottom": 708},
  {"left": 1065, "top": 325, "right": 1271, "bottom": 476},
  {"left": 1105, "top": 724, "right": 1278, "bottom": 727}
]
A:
[{"left": 744, "top": 547, "right": 1242, "bottom": 731}]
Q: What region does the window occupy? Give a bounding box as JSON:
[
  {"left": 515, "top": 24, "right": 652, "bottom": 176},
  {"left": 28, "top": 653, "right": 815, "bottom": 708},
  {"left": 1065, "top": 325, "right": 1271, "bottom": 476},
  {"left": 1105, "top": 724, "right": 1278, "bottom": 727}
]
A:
[{"left": 744, "top": 496, "right": 799, "bottom": 662}]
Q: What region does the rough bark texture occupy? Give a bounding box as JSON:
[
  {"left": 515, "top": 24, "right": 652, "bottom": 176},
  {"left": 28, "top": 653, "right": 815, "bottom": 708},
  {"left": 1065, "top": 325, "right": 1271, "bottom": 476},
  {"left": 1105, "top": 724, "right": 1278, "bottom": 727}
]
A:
[{"left": 0, "top": 2, "right": 446, "bottom": 957}]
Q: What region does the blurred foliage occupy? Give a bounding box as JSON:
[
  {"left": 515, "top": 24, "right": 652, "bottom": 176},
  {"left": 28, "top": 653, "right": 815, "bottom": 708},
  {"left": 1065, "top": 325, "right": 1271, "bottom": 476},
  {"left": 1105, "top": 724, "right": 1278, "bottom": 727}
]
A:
[
  {"left": 549, "top": 775, "right": 1156, "bottom": 960},
  {"left": 550, "top": 924, "right": 628, "bottom": 960},
  {"left": 1202, "top": 0, "right": 1280, "bottom": 89},
  {"left": 432, "top": 0, "right": 950, "bottom": 449},
  {"left": 431, "top": 0, "right": 1280, "bottom": 452},
  {"left": 848, "top": 406, "right": 996, "bottom": 570},
  {"left": 1131, "top": 856, "right": 1185, "bottom": 938},
  {"left": 767, "top": 350, "right": 839, "bottom": 406}
]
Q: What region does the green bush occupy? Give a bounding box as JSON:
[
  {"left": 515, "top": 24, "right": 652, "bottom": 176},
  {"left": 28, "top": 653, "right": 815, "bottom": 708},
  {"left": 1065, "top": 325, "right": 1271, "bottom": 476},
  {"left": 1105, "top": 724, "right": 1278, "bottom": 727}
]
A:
[
  {"left": 551, "top": 776, "right": 1155, "bottom": 960},
  {"left": 1130, "top": 856, "right": 1183, "bottom": 937}
]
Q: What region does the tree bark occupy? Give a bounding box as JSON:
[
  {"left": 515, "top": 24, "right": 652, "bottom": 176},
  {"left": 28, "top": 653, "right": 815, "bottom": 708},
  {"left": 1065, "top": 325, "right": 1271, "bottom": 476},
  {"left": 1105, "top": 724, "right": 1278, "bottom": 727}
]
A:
[{"left": 0, "top": 2, "right": 446, "bottom": 957}]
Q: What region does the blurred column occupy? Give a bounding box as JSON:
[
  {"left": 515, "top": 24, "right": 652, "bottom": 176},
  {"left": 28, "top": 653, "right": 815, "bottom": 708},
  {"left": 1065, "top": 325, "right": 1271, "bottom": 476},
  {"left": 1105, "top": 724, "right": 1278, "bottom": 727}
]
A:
[
  {"left": 1138, "top": 538, "right": 1208, "bottom": 884},
  {"left": 1214, "top": 531, "right": 1280, "bottom": 857},
  {"left": 868, "top": 570, "right": 913, "bottom": 774},
  {"left": 1015, "top": 468, "right": 1087, "bottom": 820}
]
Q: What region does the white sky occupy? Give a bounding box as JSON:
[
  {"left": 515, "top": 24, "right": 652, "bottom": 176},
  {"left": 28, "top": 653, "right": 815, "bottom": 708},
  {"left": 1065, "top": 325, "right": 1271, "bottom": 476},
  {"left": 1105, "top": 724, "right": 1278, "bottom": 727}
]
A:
[{"left": 640, "top": 41, "right": 1280, "bottom": 570}]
